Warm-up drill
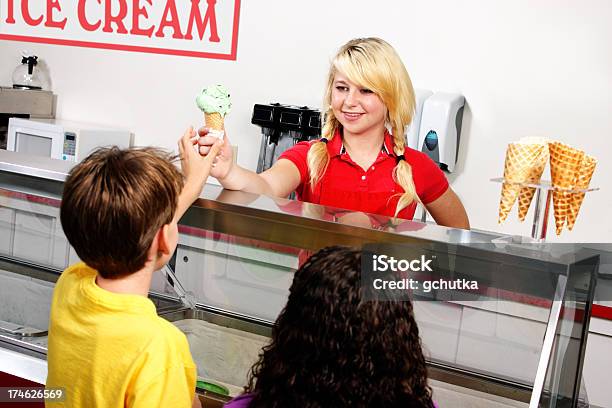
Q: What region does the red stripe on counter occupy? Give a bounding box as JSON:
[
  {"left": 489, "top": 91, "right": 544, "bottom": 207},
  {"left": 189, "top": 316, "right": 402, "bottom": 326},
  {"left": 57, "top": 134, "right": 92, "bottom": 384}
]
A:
[
  {"left": 178, "top": 225, "right": 302, "bottom": 256},
  {"left": 592, "top": 304, "right": 612, "bottom": 321},
  {"left": 0, "top": 189, "right": 61, "bottom": 207}
]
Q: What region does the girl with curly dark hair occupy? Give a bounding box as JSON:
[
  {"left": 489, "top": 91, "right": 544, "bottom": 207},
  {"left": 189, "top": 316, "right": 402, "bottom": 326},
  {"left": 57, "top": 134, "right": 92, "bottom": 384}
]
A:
[{"left": 224, "top": 246, "right": 436, "bottom": 408}]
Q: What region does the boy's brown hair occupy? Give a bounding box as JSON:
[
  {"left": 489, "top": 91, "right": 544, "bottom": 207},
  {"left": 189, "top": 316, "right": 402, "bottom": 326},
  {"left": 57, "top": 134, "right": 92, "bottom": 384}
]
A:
[{"left": 60, "top": 147, "right": 184, "bottom": 279}]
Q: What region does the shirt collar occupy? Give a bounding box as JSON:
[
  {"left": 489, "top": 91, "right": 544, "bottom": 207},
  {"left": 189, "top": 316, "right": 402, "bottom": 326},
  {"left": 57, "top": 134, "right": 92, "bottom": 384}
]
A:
[{"left": 326, "top": 129, "right": 396, "bottom": 157}]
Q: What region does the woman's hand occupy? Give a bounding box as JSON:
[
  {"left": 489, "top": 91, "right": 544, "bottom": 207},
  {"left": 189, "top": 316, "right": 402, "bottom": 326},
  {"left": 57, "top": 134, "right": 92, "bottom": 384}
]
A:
[
  {"left": 179, "top": 126, "right": 222, "bottom": 188},
  {"left": 195, "top": 126, "right": 301, "bottom": 197},
  {"left": 174, "top": 126, "right": 222, "bottom": 221},
  {"left": 197, "top": 127, "right": 234, "bottom": 180}
]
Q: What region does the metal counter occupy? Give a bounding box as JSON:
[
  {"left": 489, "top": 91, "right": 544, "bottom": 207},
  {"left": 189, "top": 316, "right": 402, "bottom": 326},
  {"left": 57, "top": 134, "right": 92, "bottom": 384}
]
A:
[{"left": 0, "top": 150, "right": 607, "bottom": 407}]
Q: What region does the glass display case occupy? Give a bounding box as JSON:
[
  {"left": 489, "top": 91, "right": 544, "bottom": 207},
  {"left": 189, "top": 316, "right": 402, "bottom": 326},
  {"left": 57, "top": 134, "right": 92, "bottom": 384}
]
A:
[{"left": 0, "top": 150, "right": 604, "bottom": 407}]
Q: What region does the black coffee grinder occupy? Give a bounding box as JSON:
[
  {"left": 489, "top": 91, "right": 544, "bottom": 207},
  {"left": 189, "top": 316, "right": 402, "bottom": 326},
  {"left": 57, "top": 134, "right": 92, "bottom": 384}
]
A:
[{"left": 251, "top": 103, "right": 321, "bottom": 173}]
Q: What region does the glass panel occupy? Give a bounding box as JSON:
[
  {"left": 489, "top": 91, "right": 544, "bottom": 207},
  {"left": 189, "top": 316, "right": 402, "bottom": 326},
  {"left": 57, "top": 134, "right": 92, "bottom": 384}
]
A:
[
  {"left": 0, "top": 177, "right": 601, "bottom": 405},
  {"left": 538, "top": 250, "right": 599, "bottom": 407},
  {"left": 0, "top": 190, "right": 67, "bottom": 270},
  {"left": 173, "top": 187, "right": 598, "bottom": 402},
  {"left": 0, "top": 261, "right": 53, "bottom": 354},
  {"left": 174, "top": 231, "right": 297, "bottom": 322}
]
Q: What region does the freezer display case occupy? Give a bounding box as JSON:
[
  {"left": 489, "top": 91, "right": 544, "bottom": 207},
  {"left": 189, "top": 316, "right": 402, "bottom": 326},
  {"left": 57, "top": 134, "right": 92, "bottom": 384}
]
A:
[{"left": 0, "top": 151, "right": 604, "bottom": 408}]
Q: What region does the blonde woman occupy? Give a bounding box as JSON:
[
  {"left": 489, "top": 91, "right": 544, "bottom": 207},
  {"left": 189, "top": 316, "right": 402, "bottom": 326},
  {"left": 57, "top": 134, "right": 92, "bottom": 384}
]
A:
[{"left": 199, "top": 38, "right": 469, "bottom": 228}]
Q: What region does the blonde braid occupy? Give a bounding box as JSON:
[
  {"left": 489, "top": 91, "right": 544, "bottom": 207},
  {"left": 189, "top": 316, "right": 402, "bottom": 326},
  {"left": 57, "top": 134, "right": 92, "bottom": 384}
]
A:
[
  {"left": 307, "top": 107, "right": 339, "bottom": 190},
  {"left": 392, "top": 132, "right": 419, "bottom": 217}
]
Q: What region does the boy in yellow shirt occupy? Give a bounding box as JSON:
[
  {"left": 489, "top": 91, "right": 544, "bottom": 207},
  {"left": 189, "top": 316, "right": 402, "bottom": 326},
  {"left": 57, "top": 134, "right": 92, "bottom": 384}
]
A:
[{"left": 46, "top": 128, "right": 223, "bottom": 407}]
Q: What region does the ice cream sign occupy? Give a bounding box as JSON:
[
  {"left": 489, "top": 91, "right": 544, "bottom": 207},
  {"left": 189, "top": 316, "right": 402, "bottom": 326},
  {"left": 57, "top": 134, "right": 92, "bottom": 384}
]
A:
[{"left": 0, "top": 0, "right": 241, "bottom": 60}]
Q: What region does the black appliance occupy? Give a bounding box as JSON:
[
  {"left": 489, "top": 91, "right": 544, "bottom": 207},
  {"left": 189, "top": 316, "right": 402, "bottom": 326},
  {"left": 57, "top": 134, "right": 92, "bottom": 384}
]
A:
[{"left": 251, "top": 103, "right": 321, "bottom": 173}]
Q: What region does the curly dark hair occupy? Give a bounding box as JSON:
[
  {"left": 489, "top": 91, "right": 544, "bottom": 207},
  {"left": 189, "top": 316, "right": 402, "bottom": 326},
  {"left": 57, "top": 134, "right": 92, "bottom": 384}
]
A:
[{"left": 245, "top": 246, "right": 434, "bottom": 407}]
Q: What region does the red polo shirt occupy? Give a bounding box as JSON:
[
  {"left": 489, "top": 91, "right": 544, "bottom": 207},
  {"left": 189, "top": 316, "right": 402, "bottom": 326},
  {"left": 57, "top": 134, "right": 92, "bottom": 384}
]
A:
[{"left": 278, "top": 130, "right": 449, "bottom": 220}]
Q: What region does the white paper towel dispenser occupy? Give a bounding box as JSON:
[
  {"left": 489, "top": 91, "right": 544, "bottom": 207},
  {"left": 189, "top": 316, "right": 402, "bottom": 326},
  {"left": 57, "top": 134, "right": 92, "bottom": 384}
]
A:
[{"left": 417, "top": 92, "right": 464, "bottom": 173}]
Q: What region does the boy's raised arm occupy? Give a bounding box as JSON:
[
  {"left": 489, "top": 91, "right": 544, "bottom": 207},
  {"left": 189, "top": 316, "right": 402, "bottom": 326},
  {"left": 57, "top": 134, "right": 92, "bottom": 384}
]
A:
[{"left": 175, "top": 127, "right": 223, "bottom": 222}]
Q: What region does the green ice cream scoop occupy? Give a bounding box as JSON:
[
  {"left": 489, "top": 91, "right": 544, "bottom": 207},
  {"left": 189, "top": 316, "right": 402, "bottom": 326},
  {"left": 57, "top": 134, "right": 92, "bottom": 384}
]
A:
[
  {"left": 196, "top": 379, "right": 229, "bottom": 396},
  {"left": 196, "top": 84, "right": 232, "bottom": 116}
]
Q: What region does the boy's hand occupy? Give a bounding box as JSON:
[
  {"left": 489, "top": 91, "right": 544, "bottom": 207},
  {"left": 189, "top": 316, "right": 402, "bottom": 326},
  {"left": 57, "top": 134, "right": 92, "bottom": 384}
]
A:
[
  {"left": 178, "top": 126, "right": 223, "bottom": 191},
  {"left": 197, "top": 126, "right": 234, "bottom": 180}
]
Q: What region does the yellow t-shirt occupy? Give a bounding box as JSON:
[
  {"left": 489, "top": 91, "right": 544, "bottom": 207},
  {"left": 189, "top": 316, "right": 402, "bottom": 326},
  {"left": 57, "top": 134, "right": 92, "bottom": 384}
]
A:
[{"left": 46, "top": 263, "right": 197, "bottom": 407}]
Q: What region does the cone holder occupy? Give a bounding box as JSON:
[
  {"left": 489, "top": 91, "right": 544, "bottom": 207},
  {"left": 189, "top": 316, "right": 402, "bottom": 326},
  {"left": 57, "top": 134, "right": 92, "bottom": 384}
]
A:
[{"left": 491, "top": 178, "right": 599, "bottom": 241}]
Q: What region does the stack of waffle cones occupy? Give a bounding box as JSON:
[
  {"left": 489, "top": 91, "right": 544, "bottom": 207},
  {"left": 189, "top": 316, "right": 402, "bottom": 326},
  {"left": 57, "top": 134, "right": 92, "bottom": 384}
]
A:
[
  {"left": 498, "top": 139, "right": 597, "bottom": 235},
  {"left": 498, "top": 140, "right": 548, "bottom": 223},
  {"left": 205, "top": 112, "right": 225, "bottom": 139},
  {"left": 548, "top": 142, "right": 597, "bottom": 234},
  {"left": 517, "top": 138, "right": 549, "bottom": 221}
]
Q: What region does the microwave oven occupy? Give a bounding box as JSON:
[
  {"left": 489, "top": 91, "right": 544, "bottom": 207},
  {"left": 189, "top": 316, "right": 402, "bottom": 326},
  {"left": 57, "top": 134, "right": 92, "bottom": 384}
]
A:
[{"left": 7, "top": 117, "right": 132, "bottom": 162}]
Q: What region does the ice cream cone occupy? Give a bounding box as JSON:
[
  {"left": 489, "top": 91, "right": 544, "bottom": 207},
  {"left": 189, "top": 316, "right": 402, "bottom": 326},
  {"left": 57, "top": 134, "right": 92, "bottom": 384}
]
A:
[
  {"left": 566, "top": 154, "right": 596, "bottom": 230},
  {"left": 204, "top": 112, "right": 225, "bottom": 132},
  {"left": 498, "top": 143, "right": 544, "bottom": 223},
  {"left": 517, "top": 142, "right": 548, "bottom": 221},
  {"left": 548, "top": 142, "right": 584, "bottom": 235},
  {"left": 196, "top": 84, "right": 231, "bottom": 140}
]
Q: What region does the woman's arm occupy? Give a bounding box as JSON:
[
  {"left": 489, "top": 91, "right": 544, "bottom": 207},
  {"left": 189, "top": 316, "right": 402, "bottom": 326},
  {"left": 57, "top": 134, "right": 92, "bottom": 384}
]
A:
[
  {"left": 221, "top": 159, "right": 301, "bottom": 198},
  {"left": 198, "top": 129, "right": 301, "bottom": 198},
  {"left": 424, "top": 188, "right": 470, "bottom": 230}
]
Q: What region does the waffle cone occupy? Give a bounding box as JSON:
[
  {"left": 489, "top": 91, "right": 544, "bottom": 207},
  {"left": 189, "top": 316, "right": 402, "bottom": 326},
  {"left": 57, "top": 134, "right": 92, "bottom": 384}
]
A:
[
  {"left": 566, "top": 154, "right": 596, "bottom": 230},
  {"left": 204, "top": 112, "right": 225, "bottom": 131},
  {"left": 549, "top": 142, "right": 584, "bottom": 235},
  {"left": 498, "top": 143, "right": 543, "bottom": 223},
  {"left": 517, "top": 143, "right": 548, "bottom": 221}
]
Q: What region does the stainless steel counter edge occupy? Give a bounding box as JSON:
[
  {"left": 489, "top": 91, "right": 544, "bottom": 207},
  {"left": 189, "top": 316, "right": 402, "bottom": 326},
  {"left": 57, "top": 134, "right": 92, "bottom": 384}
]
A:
[
  {"left": 193, "top": 184, "right": 509, "bottom": 246},
  {"left": 0, "top": 149, "right": 506, "bottom": 245},
  {"left": 2, "top": 149, "right": 608, "bottom": 265},
  {"left": 0, "top": 149, "right": 72, "bottom": 181}
]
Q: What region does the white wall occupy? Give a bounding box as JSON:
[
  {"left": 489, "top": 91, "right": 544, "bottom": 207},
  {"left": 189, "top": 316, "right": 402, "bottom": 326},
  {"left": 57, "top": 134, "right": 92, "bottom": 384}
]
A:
[{"left": 1, "top": 0, "right": 611, "bottom": 242}]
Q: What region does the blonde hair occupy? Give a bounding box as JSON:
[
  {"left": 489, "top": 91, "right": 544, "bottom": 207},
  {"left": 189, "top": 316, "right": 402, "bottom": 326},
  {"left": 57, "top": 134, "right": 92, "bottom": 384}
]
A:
[{"left": 307, "top": 38, "right": 419, "bottom": 216}]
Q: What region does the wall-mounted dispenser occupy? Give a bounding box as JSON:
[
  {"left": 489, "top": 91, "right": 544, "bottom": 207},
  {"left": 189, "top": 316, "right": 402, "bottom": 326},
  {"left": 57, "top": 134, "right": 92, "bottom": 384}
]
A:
[
  {"left": 406, "top": 89, "right": 433, "bottom": 150},
  {"left": 417, "top": 92, "right": 464, "bottom": 173}
]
